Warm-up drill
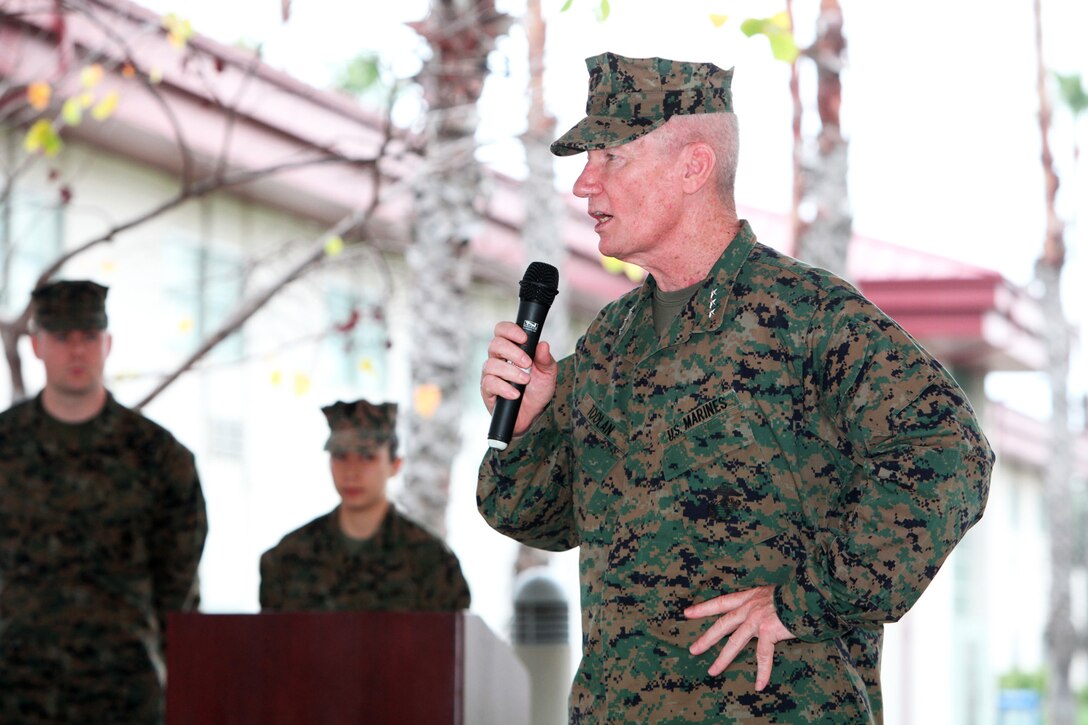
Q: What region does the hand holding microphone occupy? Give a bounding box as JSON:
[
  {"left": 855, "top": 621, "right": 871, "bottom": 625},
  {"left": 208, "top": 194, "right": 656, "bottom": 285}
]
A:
[{"left": 485, "top": 262, "right": 559, "bottom": 450}]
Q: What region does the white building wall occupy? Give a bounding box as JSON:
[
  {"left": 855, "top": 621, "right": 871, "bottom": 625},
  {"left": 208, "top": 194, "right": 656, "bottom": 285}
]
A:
[{"left": 2, "top": 131, "right": 591, "bottom": 647}]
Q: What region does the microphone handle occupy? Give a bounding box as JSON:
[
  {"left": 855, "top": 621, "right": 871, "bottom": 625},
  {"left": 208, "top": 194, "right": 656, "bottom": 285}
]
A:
[{"left": 487, "top": 299, "right": 551, "bottom": 450}]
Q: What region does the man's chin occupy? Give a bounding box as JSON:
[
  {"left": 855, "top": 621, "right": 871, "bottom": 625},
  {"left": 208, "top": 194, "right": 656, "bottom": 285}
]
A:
[
  {"left": 340, "top": 497, "right": 381, "bottom": 512},
  {"left": 55, "top": 380, "right": 100, "bottom": 397}
]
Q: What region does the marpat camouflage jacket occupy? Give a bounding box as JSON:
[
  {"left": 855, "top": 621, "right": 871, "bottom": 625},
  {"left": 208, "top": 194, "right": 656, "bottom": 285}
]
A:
[
  {"left": 478, "top": 221, "right": 993, "bottom": 724},
  {"left": 0, "top": 393, "right": 207, "bottom": 724},
  {"left": 259, "top": 506, "right": 470, "bottom": 612}
]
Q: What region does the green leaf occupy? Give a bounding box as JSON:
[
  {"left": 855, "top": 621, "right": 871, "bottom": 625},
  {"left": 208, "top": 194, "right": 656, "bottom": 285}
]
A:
[
  {"left": 335, "top": 53, "right": 382, "bottom": 96},
  {"left": 24, "top": 119, "right": 63, "bottom": 157},
  {"left": 740, "top": 14, "right": 798, "bottom": 63},
  {"left": 768, "top": 32, "right": 799, "bottom": 63},
  {"left": 740, "top": 17, "right": 767, "bottom": 38},
  {"left": 1054, "top": 72, "right": 1088, "bottom": 116},
  {"left": 598, "top": 0, "right": 610, "bottom": 21},
  {"left": 560, "top": 0, "right": 573, "bottom": 11}
]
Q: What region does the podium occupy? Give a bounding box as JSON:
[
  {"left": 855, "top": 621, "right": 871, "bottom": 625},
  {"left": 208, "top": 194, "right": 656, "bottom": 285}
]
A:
[{"left": 166, "top": 611, "right": 530, "bottom": 725}]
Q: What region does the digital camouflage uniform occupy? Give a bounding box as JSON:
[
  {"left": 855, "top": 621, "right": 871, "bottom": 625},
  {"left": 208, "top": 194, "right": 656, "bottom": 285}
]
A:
[
  {"left": 478, "top": 222, "right": 993, "bottom": 723},
  {"left": 259, "top": 506, "right": 470, "bottom": 611},
  {"left": 259, "top": 398, "right": 470, "bottom": 612},
  {"left": 0, "top": 394, "right": 208, "bottom": 724}
]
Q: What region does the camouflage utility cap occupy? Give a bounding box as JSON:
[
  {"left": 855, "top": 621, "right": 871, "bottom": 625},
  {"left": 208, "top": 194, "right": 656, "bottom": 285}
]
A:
[
  {"left": 31, "top": 280, "right": 109, "bottom": 331},
  {"left": 323, "top": 399, "right": 398, "bottom": 455},
  {"left": 551, "top": 52, "right": 734, "bottom": 157}
]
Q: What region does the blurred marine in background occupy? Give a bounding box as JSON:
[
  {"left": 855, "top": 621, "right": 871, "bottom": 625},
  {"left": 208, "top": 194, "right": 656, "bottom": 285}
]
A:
[
  {"left": 0, "top": 280, "right": 208, "bottom": 724},
  {"left": 259, "top": 398, "right": 470, "bottom": 612}
]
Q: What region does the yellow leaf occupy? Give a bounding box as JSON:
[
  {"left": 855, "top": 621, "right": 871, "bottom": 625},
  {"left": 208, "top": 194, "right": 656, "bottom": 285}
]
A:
[
  {"left": 23, "top": 119, "right": 48, "bottom": 152},
  {"left": 26, "top": 81, "right": 51, "bottom": 110},
  {"left": 80, "top": 91, "right": 94, "bottom": 108},
  {"left": 23, "top": 119, "right": 62, "bottom": 157},
  {"left": 80, "top": 64, "right": 104, "bottom": 89},
  {"left": 62, "top": 97, "right": 83, "bottom": 126},
  {"left": 623, "top": 262, "right": 646, "bottom": 282},
  {"left": 413, "top": 383, "right": 442, "bottom": 419},
  {"left": 270, "top": 369, "right": 283, "bottom": 386},
  {"left": 324, "top": 235, "right": 345, "bottom": 257},
  {"left": 163, "top": 14, "right": 193, "bottom": 49},
  {"left": 92, "top": 91, "right": 119, "bottom": 121},
  {"left": 293, "top": 372, "right": 311, "bottom": 396},
  {"left": 769, "top": 10, "right": 792, "bottom": 31},
  {"left": 709, "top": 14, "right": 729, "bottom": 28},
  {"left": 600, "top": 255, "right": 624, "bottom": 274},
  {"left": 101, "top": 260, "right": 117, "bottom": 273},
  {"left": 178, "top": 316, "right": 194, "bottom": 333},
  {"left": 358, "top": 358, "right": 375, "bottom": 374}
]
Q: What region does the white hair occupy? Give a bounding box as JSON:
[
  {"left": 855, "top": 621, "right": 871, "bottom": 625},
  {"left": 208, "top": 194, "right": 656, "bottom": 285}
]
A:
[{"left": 653, "top": 112, "right": 740, "bottom": 199}]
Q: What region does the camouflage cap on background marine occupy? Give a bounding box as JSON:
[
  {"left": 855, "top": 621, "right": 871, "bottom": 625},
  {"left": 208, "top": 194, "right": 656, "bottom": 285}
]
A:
[
  {"left": 551, "top": 51, "right": 734, "bottom": 157},
  {"left": 30, "top": 280, "right": 109, "bottom": 332},
  {"left": 322, "top": 399, "right": 398, "bottom": 455}
]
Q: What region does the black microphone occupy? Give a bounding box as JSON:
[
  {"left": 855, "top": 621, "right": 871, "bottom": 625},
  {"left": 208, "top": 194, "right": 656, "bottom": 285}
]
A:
[{"left": 487, "top": 261, "right": 559, "bottom": 450}]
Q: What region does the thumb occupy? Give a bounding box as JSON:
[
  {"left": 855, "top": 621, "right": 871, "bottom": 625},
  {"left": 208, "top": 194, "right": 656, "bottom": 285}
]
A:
[{"left": 534, "top": 340, "right": 557, "bottom": 370}]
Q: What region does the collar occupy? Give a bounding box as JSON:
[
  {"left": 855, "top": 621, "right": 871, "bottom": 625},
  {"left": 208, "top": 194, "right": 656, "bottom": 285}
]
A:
[{"left": 618, "top": 220, "right": 757, "bottom": 349}]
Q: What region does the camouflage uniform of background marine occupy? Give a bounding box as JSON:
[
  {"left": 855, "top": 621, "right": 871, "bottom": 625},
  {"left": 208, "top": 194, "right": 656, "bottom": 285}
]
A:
[
  {"left": 478, "top": 53, "right": 993, "bottom": 724},
  {"left": 0, "top": 281, "right": 208, "bottom": 724},
  {"left": 259, "top": 400, "right": 470, "bottom": 611}
]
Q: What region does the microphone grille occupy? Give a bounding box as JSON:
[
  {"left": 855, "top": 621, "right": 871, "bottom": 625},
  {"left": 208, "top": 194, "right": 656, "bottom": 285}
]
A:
[{"left": 519, "top": 262, "right": 559, "bottom": 305}]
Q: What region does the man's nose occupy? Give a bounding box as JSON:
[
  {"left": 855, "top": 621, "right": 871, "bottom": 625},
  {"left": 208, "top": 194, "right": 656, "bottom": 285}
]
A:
[{"left": 572, "top": 162, "right": 599, "bottom": 199}]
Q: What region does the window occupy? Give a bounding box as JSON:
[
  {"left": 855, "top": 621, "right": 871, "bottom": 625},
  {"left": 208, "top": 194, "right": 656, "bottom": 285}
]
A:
[
  {"left": 324, "top": 287, "right": 389, "bottom": 392},
  {"left": 162, "top": 240, "right": 245, "bottom": 360},
  {"left": 0, "top": 192, "right": 64, "bottom": 315}
]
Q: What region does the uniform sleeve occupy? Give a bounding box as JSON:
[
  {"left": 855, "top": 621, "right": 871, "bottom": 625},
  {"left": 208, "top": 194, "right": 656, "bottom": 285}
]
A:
[
  {"left": 775, "top": 291, "right": 994, "bottom": 641},
  {"left": 258, "top": 549, "right": 283, "bottom": 611},
  {"left": 150, "top": 441, "right": 208, "bottom": 635},
  {"left": 476, "top": 355, "right": 581, "bottom": 552},
  {"left": 429, "top": 545, "right": 471, "bottom": 611}
]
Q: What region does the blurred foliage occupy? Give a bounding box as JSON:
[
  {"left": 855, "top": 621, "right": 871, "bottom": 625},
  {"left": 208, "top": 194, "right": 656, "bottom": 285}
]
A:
[
  {"left": 21, "top": 62, "right": 119, "bottom": 158},
  {"left": 740, "top": 12, "right": 799, "bottom": 64},
  {"left": 1054, "top": 71, "right": 1088, "bottom": 116},
  {"left": 335, "top": 53, "right": 382, "bottom": 97},
  {"left": 560, "top": 0, "right": 610, "bottom": 21},
  {"left": 996, "top": 668, "right": 1088, "bottom": 723},
  {"left": 162, "top": 13, "right": 193, "bottom": 49},
  {"left": 999, "top": 667, "right": 1046, "bottom": 692}
]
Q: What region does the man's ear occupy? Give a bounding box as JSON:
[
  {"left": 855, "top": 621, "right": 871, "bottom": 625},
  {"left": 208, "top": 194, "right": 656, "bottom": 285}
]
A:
[
  {"left": 680, "top": 142, "right": 716, "bottom": 194},
  {"left": 30, "top": 333, "right": 43, "bottom": 360}
]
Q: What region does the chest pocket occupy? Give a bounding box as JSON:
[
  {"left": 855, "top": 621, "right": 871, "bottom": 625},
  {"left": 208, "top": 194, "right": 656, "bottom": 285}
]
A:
[
  {"left": 662, "top": 400, "right": 753, "bottom": 481},
  {"left": 573, "top": 395, "right": 626, "bottom": 482},
  {"left": 571, "top": 395, "right": 628, "bottom": 541},
  {"left": 662, "top": 397, "right": 787, "bottom": 549}
]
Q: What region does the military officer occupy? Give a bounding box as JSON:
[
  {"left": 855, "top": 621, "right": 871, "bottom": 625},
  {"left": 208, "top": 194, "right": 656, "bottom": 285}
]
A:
[{"left": 478, "top": 52, "right": 993, "bottom": 723}]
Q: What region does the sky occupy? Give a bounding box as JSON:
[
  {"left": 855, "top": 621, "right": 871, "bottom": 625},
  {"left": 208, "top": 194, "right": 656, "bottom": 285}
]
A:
[{"left": 138, "top": 0, "right": 1088, "bottom": 418}]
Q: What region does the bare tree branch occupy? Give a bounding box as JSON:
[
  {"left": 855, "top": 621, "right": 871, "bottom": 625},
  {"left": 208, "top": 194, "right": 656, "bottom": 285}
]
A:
[{"left": 132, "top": 124, "right": 395, "bottom": 410}]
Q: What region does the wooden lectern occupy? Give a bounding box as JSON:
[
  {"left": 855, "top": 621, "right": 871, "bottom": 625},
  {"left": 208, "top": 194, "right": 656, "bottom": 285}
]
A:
[{"left": 166, "top": 611, "right": 530, "bottom": 725}]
